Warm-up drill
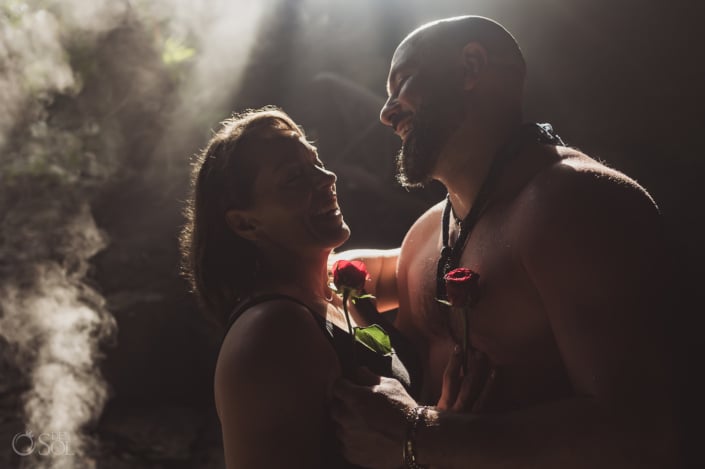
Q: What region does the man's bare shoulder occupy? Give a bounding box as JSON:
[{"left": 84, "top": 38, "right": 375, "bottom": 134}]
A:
[
  {"left": 512, "top": 146, "right": 663, "bottom": 262},
  {"left": 517, "top": 147, "right": 660, "bottom": 223},
  {"left": 401, "top": 199, "right": 445, "bottom": 249}
]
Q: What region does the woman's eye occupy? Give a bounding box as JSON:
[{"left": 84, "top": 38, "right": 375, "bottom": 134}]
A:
[{"left": 285, "top": 168, "right": 304, "bottom": 183}]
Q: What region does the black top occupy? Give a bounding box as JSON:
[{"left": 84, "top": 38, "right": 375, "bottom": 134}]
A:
[{"left": 225, "top": 293, "right": 422, "bottom": 469}]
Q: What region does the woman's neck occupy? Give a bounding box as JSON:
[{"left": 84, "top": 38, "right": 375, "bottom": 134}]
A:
[{"left": 255, "top": 249, "right": 333, "bottom": 304}]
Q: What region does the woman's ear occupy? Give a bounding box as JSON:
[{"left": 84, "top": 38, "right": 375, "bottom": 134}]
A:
[
  {"left": 460, "top": 42, "right": 489, "bottom": 91},
  {"left": 225, "top": 209, "right": 260, "bottom": 241}
]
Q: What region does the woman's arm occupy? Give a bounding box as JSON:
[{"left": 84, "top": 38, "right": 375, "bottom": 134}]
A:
[
  {"left": 330, "top": 248, "right": 400, "bottom": 311},
  {"left": 215, "top": 300, "right": 340, "bottom": 469}
]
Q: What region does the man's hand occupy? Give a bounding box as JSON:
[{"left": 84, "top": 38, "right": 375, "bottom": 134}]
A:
[
  {"left": 328, "top": 248, "right": 400, "bottom": 311},
  {"left": 437, "top": 345, "right": 497, "bottom": 412},
  {"left": 331, "top": 367, "right": 415, "bottom": 469}
]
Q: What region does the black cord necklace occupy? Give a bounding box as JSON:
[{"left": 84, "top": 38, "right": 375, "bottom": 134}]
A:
[{"left": 435, "top": 123, "right": 564, "bottom": 300}]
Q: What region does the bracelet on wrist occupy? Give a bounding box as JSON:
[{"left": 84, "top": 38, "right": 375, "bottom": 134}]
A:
[{"left": 403, "top": 406, "right": 429, "bottom": 469}]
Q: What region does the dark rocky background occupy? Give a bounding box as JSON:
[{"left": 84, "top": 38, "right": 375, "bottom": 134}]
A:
[{"left": 0, "top": 0, "right": 702, "bottom": 467}]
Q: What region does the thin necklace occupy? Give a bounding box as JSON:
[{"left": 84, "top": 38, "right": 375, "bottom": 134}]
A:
[{"left": 435, "top": 123, "right": 564, "bottom": 300}]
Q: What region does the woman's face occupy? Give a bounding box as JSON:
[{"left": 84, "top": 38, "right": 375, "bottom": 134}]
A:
[{"left": 232, "top": 130, "right": 350, "bottom": 254}]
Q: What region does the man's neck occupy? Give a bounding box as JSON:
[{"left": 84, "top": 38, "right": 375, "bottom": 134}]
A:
[{"left": 434, "top": 117, "right": 521, "bottom": 220}]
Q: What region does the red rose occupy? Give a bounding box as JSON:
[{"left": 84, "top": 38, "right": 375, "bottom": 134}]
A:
[
  {"left": 444, "top": 267, "right": 480, "bottom": 307},
  {"left": 332, "top": 260, "right": 368, "bottom": 293}
]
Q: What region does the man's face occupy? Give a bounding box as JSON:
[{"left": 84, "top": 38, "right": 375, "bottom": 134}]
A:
[{"left": 380, "top": 41, "right": 465, "bottom": 188}]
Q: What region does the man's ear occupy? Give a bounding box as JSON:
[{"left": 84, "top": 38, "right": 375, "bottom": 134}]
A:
[
  {"left": 225, "top": 209, "right": 260, "bottom": 242},
  {"left": 460, "top": 42, "right": 489, "bottom": 91}
]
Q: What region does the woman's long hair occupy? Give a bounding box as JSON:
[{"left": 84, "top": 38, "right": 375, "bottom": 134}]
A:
[{"left": 180, "top": 107, "right": 302, "bottom": 328}]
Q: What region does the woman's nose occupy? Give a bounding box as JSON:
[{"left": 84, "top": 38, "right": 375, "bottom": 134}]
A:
[{"left": 315, "top": 166, "right": 337, "bottom": 189}]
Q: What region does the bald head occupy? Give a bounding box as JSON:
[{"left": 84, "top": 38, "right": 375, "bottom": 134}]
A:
[
  {"left": 381, "top": 16, "right": 527, "bottom": 188},
  {"left": 396, "top": 16, "right": 526, "bottom": 82}
]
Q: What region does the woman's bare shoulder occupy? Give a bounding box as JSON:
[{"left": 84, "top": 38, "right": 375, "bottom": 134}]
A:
[
  {"left": 215, "top": 299, "right": 340, "bottom": 414},
  {"left": 215, "top": 299, "right": 342, "bottom": 468}
]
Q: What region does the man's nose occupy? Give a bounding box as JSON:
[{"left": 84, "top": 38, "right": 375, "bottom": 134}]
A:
[{"left": 380, "top": 96, "right": 399, "bottom": 127}]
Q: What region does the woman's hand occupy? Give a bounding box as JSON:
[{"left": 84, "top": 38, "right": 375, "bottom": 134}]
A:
[
  {"left": 331, "top": 350, "right": 497, "bottom": 468},
  {"left": 331, "top": 367, "right": 415, "bottom": 469}
]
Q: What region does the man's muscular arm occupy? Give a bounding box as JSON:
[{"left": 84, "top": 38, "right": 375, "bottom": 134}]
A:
[
  {"left": 413, "top": 162, "right": 678, "bottom": 468},
  {"left": 330, "top": 248, "right": 400, "bottom": 311}
]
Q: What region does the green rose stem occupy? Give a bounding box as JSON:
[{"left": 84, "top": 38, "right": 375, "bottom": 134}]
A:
[
  {"left": 341, "top": 288, "right": 357, "bottom": 365},
  {"left": 438, "top": 299, "right": 470, "bottom": 375},
  {"left": 459, "top": 306, "right": 468, "bottom": 375},
  {"left": 442, "top": 267, "right": 480, "bottom": 377}
]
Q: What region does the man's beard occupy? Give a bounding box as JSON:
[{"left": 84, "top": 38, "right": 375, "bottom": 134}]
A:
[{"left": 395, "top": 87, "right": 466, "bottom": 188}]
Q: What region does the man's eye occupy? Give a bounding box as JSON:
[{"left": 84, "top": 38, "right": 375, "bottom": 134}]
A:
[
  {"left": 315, "top": 159, "right": 325, "bottom": 169},
  {"left": 390, "top": 76, "right": 410, "bottom": 97}
]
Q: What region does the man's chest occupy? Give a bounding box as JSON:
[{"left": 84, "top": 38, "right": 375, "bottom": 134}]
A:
[{"left": 399, "top": 212, "right": 551, "bottom": 365}]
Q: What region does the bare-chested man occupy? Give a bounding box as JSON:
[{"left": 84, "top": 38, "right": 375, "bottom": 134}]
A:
[{"left": 331, "top": 16, "right": 678, "bottom": 468}]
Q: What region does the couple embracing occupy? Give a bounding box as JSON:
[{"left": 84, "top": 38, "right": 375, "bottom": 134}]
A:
[{"left": 180, "top": 16, "right": 677, "bottom": 469}]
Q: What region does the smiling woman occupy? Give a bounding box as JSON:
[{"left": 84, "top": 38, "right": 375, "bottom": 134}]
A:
[
  {"left": 179, "top": 107, "right": 420, "bottom": 468},
  {"left": 226, "top": 127, "right": 348, "bottom": 260}
]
